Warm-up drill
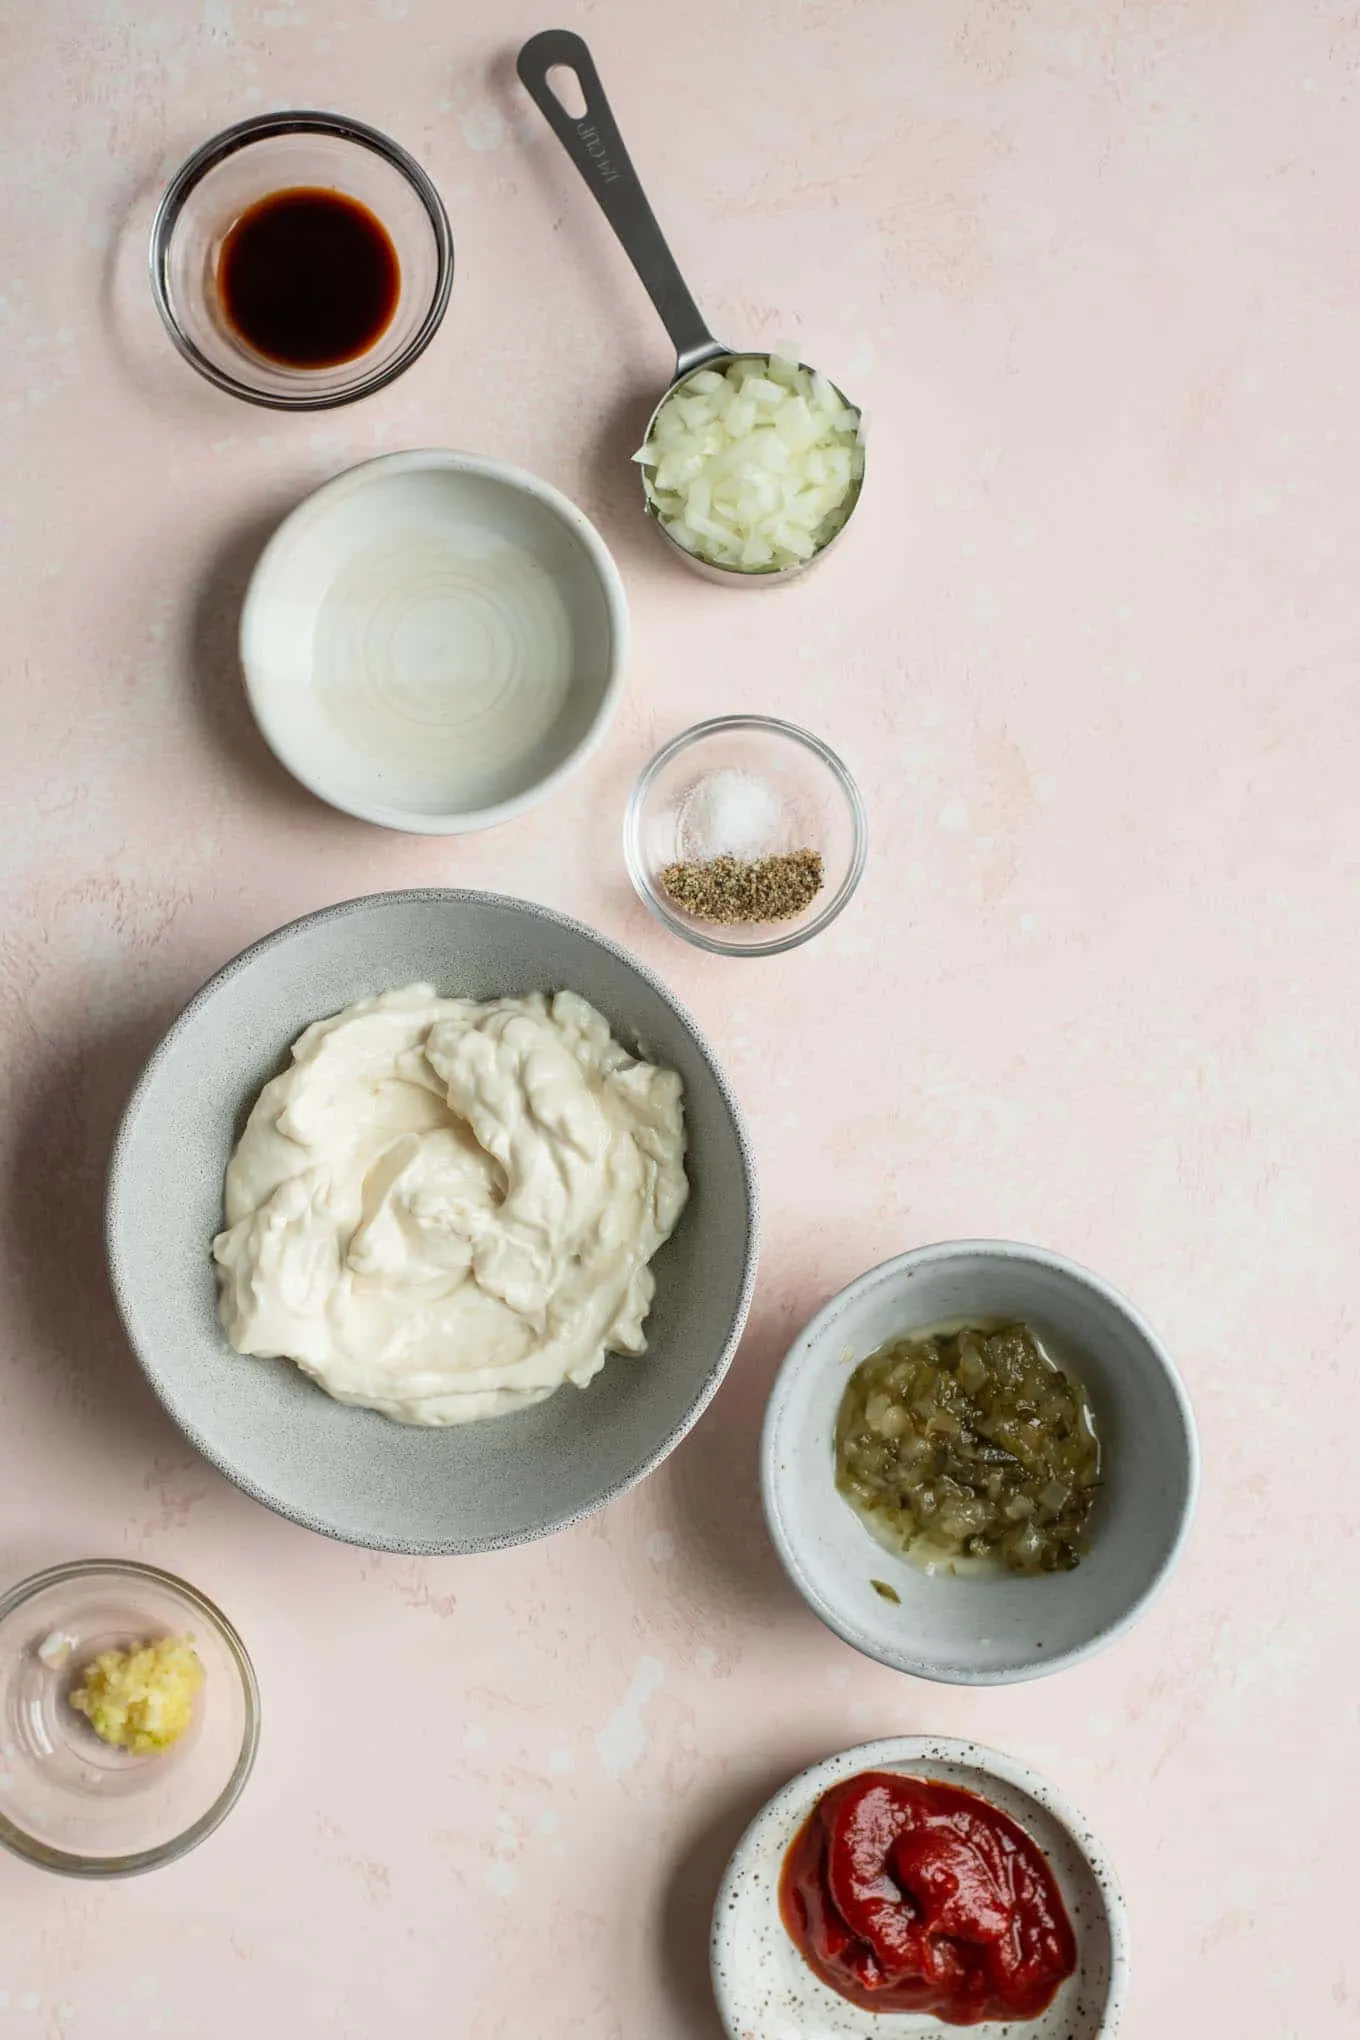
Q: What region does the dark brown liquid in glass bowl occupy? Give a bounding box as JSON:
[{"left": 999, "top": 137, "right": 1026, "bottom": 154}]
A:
[{"left": 217, "top": 188, "right": 401, "bottom": 369}]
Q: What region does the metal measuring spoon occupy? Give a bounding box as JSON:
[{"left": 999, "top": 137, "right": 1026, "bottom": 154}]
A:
[{"left": 517, "top": 30, "right": 864, "bottom": 586}]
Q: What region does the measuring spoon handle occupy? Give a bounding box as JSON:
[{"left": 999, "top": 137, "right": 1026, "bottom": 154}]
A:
[{"left": 517, "top": 29, "right": 725, "bottom": 378}]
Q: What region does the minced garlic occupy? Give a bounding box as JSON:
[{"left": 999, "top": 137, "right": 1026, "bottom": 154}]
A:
[{"left": 69, "top": 1636, "right": 203, "bottom": 1754}]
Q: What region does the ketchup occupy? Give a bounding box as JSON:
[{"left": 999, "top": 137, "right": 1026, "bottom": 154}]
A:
[{"left": 779, "top": 1771, "right": 1077, "bottom": 2026}]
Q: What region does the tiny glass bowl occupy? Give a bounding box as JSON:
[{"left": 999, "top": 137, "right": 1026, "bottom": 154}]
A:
[
  {"left": 625, "top": 715, "right": 867, "bottom": 957},
  {"left": 150, "top": 111, "right": 454, "bottom": 409},
  {"left": 0, "top": 1560, "right": 259, "bottom": 1877}
]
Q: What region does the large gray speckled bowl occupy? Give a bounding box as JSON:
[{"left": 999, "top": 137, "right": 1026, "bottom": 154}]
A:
[
  {"left": 711, "top": 1736, "right": 1128, "bottom": 2040},
  {"left": 106, "top": 890, "right": 758, "bottom": 1553}
]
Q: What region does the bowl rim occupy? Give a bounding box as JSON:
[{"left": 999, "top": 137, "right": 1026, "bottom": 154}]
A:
[
  {"left": 760, "top": 1238, "right": 1201, "bottom": 1685},
  {"left": 149, "top": 109, "right": 455, "bottom": 410},
  {"left": 104, "top": 887, "right": 760, "bottom": 1555},
  {"left": 709, "top": 1733, "right": 1130, "bottom": 2039},
  {"left": 623, "top": 713, "right": 869, "bottom": 957},
  {"left": 237, "top": 449, "right": 631, "bottom": 835},
  {"left": 0, "top": 1558, "right": 260, "bottom": 1880}
]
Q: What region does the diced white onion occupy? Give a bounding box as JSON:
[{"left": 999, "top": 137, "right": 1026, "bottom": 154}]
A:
[{"left": 635, "top": 354, "right": 864, "bottom": 573}]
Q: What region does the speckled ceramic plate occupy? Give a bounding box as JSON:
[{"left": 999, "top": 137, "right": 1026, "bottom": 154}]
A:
[
  {"left": 711, "top": 1736, "right": 1127, "bottom": 2040},
  {"left": 105, "top": 889, "right": 758, "bottom": 1554}
]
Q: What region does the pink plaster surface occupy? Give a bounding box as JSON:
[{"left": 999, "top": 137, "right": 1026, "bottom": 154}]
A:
[{"left": 0, "top": 1, "right": 1355, "bottom": 2034}]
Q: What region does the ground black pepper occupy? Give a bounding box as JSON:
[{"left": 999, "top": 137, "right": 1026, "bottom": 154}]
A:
[{"left": 659, "top": 848, "right": 824, "bottom": 925}]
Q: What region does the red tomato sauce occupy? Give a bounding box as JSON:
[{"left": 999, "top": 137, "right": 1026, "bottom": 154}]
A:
[{"left": 778, "top": 1771, "right": 1077, "bottom": 2026}]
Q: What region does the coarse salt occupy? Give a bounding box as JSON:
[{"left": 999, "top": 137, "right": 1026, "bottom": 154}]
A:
[{"left": 678, "top": 769, "right": 789, "bottom": 862}]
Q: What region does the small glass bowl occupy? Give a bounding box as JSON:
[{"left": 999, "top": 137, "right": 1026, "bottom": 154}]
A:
[
  {"left": 625, "top": 715, "right": 867, "bottom": 956},
  {"left": 150, "top": 111, "right": 454, "bottom": 409},
  {"left": 0, "top": 1560, "right": 259, "bottom": 1877}
]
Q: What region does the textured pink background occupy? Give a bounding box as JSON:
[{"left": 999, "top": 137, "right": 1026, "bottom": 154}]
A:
[{"left": 1, "top": 2, "right": 1355, "bottom": 2035}]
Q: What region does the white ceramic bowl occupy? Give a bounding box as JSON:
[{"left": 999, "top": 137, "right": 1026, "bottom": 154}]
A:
[
  {"left": 711, "top": 1735, "right": 1128, "bottom": 2040},
  {"left": 240, "top": 451, "right": 628, "bottom": 833},
  {"left": 762, "top": 1242, "right": 1199, "bottom": 1685}
]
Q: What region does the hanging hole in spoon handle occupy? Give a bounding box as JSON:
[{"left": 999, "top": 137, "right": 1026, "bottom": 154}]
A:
[{"left": 516, "top": 29, "right": 728, "bottom": 379}]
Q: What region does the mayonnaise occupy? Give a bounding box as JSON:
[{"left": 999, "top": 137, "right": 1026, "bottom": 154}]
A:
[{"left": 212, "top": 986, "right": 688, "bottom": 1425}]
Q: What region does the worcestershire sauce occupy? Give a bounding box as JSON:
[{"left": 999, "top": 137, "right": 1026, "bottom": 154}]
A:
[{"left": 218, "top": 188, "right": 400, "bottom": 369}]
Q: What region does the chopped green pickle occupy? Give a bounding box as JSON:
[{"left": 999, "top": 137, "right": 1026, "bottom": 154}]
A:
[{"left": 835, "top": 1324, "right": 1101, "bottom": 1576}]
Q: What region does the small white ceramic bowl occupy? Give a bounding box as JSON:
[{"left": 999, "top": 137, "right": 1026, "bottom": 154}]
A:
[
  {"left": 711, "top": 1735, "right": 1128, "bottom": 2040},
  {"left": 762, "top": 1241, "right": 1199, "bottom": 1685},
  {"left": 239, "top": 450, "right": 628, "bottom": 834}
]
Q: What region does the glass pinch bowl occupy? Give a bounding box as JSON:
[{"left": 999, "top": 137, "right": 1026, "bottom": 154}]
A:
[
  {"left": 626, "top": 715, "right": 867, "bottom": 957},
  {"left": 0, "top": 1560, "right": 259, "bottom": 1876},
  {"left": 150, "top": 110, "right": 454, "bottom": 409}
]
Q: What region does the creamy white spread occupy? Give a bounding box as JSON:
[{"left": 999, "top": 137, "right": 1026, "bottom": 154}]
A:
[{"left": 212, "top": 986, "right": 688, "bottom": 1425}]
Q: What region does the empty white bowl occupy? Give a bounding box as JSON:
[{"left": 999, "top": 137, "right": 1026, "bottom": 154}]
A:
[
  {"left": 762, "top": 1241, "right": 1199, "bottom": 1685},
  {"left": 239, "top": 451, "right": 628, "bottom": 833},
  {"left": 711, "top": 1735, "right": 1128, "bottom": 2040}
]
